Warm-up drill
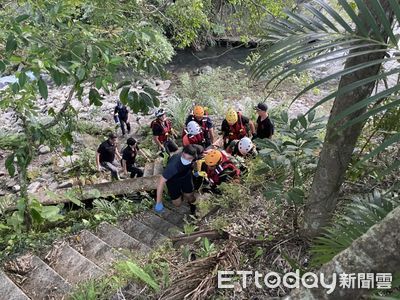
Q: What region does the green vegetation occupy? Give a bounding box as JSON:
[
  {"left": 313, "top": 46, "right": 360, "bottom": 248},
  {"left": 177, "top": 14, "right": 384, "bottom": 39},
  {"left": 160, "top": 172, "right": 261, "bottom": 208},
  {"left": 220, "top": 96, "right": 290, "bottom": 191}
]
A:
[
  {"left": 70, "top": 276, "right": 122, "bottom": 300},
  {"left": 311, "top": 189, "right": 400, "bottom": 266},
  {"left": 75, "top": 121, "right": 113, "bottom": 136},
  {"left": 115, "top": 260, "right": 160, "bottom": 292},
  {"left": 197, "top": 182, "right": 251, "bottom": 219},
  {"left": 0, "top": 0, "right": 399, "bottom": 299},
  {"left": 70, "top": 256, "right": 169, "bottom": 300},
  {"left": 72, "top": 148, "right": 98, "bottom": 177},
  {"left": 196, "top": 237, "right": 216, "bottom": 258},
  {"left": 0, "top": 0, "right": 166, "bottom": 232},
  {"left": 252, "top": 110, "right": 326, "bottom": 227},
  {"left": 251, "top": 0, "right": 400, "bottom": 237},
  {"left": 0, "top": 196, "right": 152, "bottom": 261},
  {"left": 165, "top": 0, "right": 211, "bottom": 48}
]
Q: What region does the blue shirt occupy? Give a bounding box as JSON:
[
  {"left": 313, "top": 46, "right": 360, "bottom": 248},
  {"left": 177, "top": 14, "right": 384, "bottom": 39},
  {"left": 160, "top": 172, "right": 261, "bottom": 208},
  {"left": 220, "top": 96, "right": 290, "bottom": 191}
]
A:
[{"left": 162, "top": 154, "right": 192, "bottom": 181}]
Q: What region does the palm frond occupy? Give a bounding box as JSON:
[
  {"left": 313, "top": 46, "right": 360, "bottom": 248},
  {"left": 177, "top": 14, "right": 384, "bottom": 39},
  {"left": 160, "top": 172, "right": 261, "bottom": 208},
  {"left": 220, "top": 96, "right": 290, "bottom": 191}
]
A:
[
  {"left": 0, "top": 196, "right": 14, "bottom": 215},
  {"left": 251, "top": 0, "right": 400, "bottom": 160},
  {"left": 310, "top": 189, "right": 400, "bottom": 266}
]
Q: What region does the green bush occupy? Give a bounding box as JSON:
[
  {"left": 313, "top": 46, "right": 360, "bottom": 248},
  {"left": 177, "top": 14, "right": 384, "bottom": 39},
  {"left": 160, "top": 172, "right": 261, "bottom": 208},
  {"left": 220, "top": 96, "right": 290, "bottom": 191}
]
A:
[
  {"left": 165, "top": 0, "right": 211, "bottom": 48},
  {"left": 253, "top": 109, "right": 326, "bottom": 227},
  {"left": 74, "top": 148, "right": 97, "bottom": 177}
]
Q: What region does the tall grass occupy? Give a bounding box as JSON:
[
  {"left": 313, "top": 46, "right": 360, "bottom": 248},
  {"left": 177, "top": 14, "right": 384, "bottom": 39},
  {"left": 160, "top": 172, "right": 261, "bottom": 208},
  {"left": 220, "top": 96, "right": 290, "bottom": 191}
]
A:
[
  {"left": 166, "top": 96, "right": 193, "bottom": 132},
  {"left": 173, "top": 67, "right": 255, "bottom": 117}
]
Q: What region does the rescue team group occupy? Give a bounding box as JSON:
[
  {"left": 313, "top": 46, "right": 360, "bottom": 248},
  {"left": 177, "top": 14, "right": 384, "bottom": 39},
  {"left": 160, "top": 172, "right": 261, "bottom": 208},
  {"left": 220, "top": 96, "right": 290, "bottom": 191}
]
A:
[{"left": 96, "top": 101, "right": 274, "bottom": 215}]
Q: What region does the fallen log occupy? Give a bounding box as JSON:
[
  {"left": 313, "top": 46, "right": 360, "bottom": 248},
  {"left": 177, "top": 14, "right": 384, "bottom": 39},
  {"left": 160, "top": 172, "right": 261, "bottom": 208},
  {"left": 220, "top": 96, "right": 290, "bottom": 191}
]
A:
[
  {"left": 43, "top": 174, "right": 161, "bottom": 204},
  {"left": 2, "top": 175, "right": 161, "bottom": 211}
]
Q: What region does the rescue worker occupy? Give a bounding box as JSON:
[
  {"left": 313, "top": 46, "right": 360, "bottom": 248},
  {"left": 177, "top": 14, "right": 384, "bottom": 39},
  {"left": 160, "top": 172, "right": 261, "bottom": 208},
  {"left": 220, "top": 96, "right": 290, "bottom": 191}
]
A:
[
  {"left": 226, "top": 137, "right": 257, "bottom": 158},
  {"left": 221, "top": 108, "right": 255, "bottom": 148},
  {"left": 182, "top": 121, "right": 207, "bottom": 148},
  {"left": 155, "top": 145, "right": 198, "bottom": 214},
  {"left": 114, "top": 101, "right": 131, "bottom": 136},
  {"left": 151, "top": 108, "right": 178, "bottom": 155},
  {"left": 200, "top": 149, "right": 240, "bottom": 189},
  {"left": 254, "top": 102, "right": 274, "bottom": 139},
  {"left": 121, "top": 138, "right": 144, "bottom": 178},
  {"left": 96, "top": 133, "right": 122, "bottom": 181},
  {"left": 184, "top": 105, "right": 214, "bottom": 147}
]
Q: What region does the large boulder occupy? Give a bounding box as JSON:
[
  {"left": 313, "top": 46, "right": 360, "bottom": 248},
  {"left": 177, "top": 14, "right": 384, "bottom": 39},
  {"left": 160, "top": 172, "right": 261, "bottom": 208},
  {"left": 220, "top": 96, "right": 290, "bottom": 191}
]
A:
[{"left": 56, "top": 155, "right": 80, "bottom": 168}]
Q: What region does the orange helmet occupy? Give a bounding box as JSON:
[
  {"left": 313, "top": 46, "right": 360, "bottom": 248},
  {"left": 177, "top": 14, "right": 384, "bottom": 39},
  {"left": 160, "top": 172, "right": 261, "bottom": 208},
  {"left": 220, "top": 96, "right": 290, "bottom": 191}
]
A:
[
  {"left": 204, "top": 149, "right": 222, "bottom": 166},
  {"left": 193, "top": 105, "right": 204, "bottom": 118},
  {"left": 225, "top": 108, "right": 238, "bottom": 125}
]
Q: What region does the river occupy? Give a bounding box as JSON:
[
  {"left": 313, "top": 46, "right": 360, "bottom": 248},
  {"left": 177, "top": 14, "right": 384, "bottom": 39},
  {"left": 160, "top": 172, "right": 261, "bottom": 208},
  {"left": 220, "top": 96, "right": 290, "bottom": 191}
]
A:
[{"left": 166, "top": 46, "right": 254, "bottom": 73}]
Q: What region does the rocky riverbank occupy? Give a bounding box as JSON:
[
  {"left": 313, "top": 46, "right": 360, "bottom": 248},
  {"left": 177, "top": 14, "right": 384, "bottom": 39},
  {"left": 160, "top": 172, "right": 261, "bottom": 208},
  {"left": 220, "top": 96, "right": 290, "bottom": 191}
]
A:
[{"left": 0, "top": 48, "right": 340, "bottom": 199}]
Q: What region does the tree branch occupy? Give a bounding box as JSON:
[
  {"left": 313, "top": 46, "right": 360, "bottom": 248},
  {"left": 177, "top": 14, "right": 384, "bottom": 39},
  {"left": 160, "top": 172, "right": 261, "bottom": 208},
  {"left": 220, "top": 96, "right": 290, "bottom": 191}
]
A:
[
  {"left": 190, "top": 42, "right": 246, "bottom": 61},
  {"left": 43, "top": 86, "right": 75, "bottom": 129}
]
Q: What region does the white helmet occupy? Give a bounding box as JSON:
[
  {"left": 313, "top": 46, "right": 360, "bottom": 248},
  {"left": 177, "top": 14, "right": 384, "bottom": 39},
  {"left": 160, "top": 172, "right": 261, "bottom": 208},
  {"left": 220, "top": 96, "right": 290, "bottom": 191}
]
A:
[
  {"left": 238, "top": 137, "right": 254, "bottom": 155},
  {"left": 155, "top": 108, "right": 165, "bottom": 118},
  {"left": 187, "top": 121, "right": 202, "bottom": 135}
]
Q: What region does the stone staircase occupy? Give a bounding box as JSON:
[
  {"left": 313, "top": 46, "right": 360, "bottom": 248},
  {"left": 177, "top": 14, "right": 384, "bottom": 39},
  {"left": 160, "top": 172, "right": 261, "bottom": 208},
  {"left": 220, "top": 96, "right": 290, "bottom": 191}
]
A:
[{"left": 0, "top": 159, "right": 190, "bottom": 300}]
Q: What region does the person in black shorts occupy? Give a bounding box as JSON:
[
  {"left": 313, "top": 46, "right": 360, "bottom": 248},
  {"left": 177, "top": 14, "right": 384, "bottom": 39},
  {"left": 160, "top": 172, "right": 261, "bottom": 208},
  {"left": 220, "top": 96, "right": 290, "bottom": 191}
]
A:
[
  {"left": 154, "top": 145, "right": 198, "bottom": 213},
  {"left": 254, "top": 102, "right": 274, "bottom": 139},
  {"left": 122, "top": 138, "right": 144, "bottom": 178}
]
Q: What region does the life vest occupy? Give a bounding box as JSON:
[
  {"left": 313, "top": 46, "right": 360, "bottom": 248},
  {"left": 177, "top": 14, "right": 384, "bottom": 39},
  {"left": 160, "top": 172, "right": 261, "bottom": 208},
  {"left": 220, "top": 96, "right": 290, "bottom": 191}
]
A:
[
  {"left": 182, "top": 114, "right": 211, "bottom": 138},
  {"left": 182, "top": 131, "right": 206, "bottom": 147},
  {"left": 206, "top": 152, "right": 240, "bottom": 186},
  {"left": 227, "top": 112, "right": 247, "bottom": 141},
  {"left": 151, "top": 118, "right": 172, "bottom": 143}
]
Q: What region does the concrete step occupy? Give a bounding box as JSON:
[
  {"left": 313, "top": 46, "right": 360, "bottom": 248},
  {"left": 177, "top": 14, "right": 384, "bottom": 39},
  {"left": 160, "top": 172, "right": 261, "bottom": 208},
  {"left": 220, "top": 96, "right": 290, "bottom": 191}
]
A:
[
  {"left": 0, "top": 271, "right": 29, "bottom": 300},
  {"left": 8, "top": 255, "right": 71, "bottom": 300},
  {"left": 46, "top": 243, "right": 104, "bottom": 285},
  {"left": 143, "top": 162, "right": 154, "bottom": 177},
  {"left": 137, "top": 211, "right": 183, "bottom": 237},
  {"left": 119, "top": 218, "right": 168, "bottom": 248},
  {"left": 153, "top": 158, "right": 164, "bottom": 175},
  {"left": 95, "top": 222, "right": 151, "bottom": 254},
  {"left": 70, "top": 230, "right": 126, "bottom": 269},
  {"left": 156, "top": 206, "right": 185, "bottom": 228},
  {"left": 164, "top": 201, "right": 191, "bottom": 216}
]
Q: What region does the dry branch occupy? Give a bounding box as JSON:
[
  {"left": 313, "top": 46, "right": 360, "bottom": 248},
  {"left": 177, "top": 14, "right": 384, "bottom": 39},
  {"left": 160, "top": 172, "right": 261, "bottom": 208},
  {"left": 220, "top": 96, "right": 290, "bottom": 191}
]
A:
[
  {"left": 171, "top": 230, "right": 229, "bottom": 248},
  {"left": 159, "top": 241, "right": 241, "bottom": 300}
]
